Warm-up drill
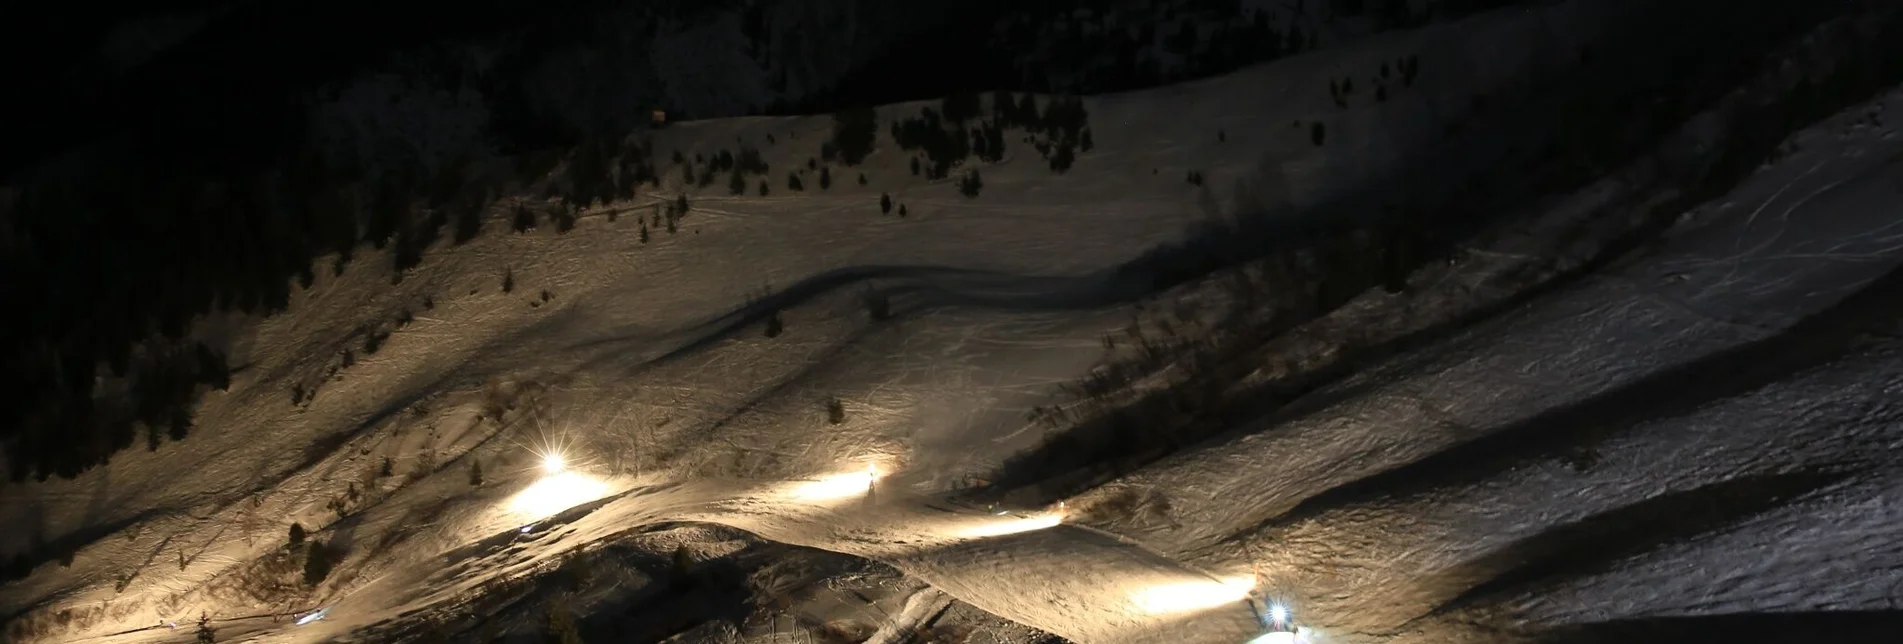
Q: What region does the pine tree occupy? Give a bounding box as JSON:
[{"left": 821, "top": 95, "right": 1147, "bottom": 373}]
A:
[
  {"left": 512, "top": 203, "right": 535, "bottom": 233},
  {"left": 898, "top": 203, "right": 908, "bottom": 217},
  {"left": 1050, "top": 143, "right": 1076, "bottom": 173},
  {"left": 910, "top": 156, "right": 921, "bottom": 176},
  {"left": 639, "top": 222, "right": 650, "bottom": 243},
  {"left": 453, "top": 202, "right": 482, "bottom": 244},
  {"left": 764, "top": 311, "right": 784, "bottom": 338},
  {"left": 788, "top": 172, "right": 804, "bottom": 191},
  {"left": 194, "top": 342, "right": 230, "bottom": 391},
  {"left": 468, "top": 460, "right": 483, "bottom": 486},
  {"left": 196, "top": 612, "right": 216, "bottom": 643},
  {"left": 758, "top": 180, "right": 769, "bottom": 196},
  {"left": 674, "top": 194, "right": 689, "bottom": 216},
  {"left": 829, "top": 105, "right": 879, "bottom": 165},
  {"left": 879, "top": 192, "right": 892, "bottom": 214},
  {"left": 941, "top": 91, "right": 980, "bottom": 123},
  {"left": 818, "top": 166, "right": 832, "bottom": 190},
  {"left": 670, "top": 544, "right": 695, "bottom": 589},
  {"left": 289, "top": 523, "right": 306, "bottom": 546},
  {"left": 959, "top": 169, "right": 982, "bottom": 197},
  {"left": 503, "top": 268, "right": 515, "bottom": 293},
  {"left": 991, "top": 90, "right": 1016, "bottom": 126},
  {"left": 545, "top": 605, "right": 584, "bottom": 644},
  {"left": 826, "top": 397, "right": 846, "bottom": 425},
  {"left": 728, "top": 169, "right": 746, "bottom": 195},
  {"left": 302, "top": 541, "right": 334, "bottom": 585}
]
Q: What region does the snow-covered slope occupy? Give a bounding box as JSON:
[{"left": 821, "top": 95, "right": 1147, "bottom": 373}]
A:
[{"left": 5, "top": 0, "right": 1902, "bottom": 642}]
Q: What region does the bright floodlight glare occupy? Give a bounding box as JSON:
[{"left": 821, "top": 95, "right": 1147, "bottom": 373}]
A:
[
  {"left": 507, "top": 471, "right": 608, "bottom": 519},
  {"left": 951, "top": 511, "right": 1064, "bottom": 539},
  {"left": 785, "top": 466, "right": 884, "bottom": 502},
  {"left": 1269, "top": 604, "right": 1289, "bottom": 623},
  {"left": 1129, "top": 574, "right": 1258, "bottom": 614},
  {"left": 542, "top": 452, "right": 566, "bottom": 474}
]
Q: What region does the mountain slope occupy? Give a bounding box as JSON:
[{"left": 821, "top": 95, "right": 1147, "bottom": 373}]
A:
[{"left": 4, "top": 0, "right": 1903, "bottom": 642}]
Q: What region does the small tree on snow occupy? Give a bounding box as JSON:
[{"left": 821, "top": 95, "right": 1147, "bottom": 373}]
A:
[
  {"left": 764, "top": 311, "right": 784, "bottom": 338},
  {"left": 669, "top": 544, "right": 696, "bottom": 589},
  {"left": 196, "top": 613, "right": 215, "bottom": 643},
  {"left": 958, "top": 169, "right": 983, "bottom": 197},
  {"left": 303, "top": 541, "right": 336, "bottom": 586},
  {"left": 879, "top": 192, "right": 892, "bottom": 214},
  {"left": 288, "top": 523, "right": 306, "bottom": 546},
  {"left": 825, "top": 397, "right": 846, "bottom": 425},
  {"left": 818, "top": 166, "right": 832, "bottom": 190},
  {"left": 468, "top": 460, "right": 483, "bottom": 486},
  {"left": 512, "top": 204, "right": 535, "bottom": 233}
]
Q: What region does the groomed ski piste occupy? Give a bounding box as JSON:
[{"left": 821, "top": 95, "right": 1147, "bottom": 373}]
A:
[{"left": 6, "top": 0, "right": 1903, "bottom": 642}]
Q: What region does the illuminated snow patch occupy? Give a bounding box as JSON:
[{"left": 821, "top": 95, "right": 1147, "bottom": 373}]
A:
[
  {"left": 783, "top": 466, "right": 883, "bottom": 503},
  {"left": 1247, "top": 633, "right": 1298, "bottom": 644},
  {"left": 1128, "top": 574, "right": 1257, "bottom": 614},
  {"left": 508, "top": 471, "right": 609, "bottom": 519},
  {"left": 951, "top": 511, "right": 1065, "bottom": 539}
]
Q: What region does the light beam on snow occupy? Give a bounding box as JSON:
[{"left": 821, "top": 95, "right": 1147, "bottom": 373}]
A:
[
  {"left": 950, "top": 511, "right": 1065, "bottom": 539},
  {"left": 508, "top": 471, "right": 608, "bottom": 519},
  {"left": 295, "top": 607, "right": 330, "bottom": 626},
  {"left": 784, "top": 465, "right": 884, "bottom": 503},
  {"left": 1246, "top": 633, "right": 1298, "bottom": 644},
  {"left": 1128, "top": 574, "right": 1258, "bottom": 615}
]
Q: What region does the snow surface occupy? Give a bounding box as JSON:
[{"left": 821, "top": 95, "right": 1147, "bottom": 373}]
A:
[{"left": 6, "top": 0, "right": 1903, "bottom": 642}]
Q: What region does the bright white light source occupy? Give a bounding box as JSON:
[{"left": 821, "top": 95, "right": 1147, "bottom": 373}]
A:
[
  {"left": 1246, "top": 633, "right": 1297, "bottom": 644},
  {"left": 951, "top": 511, "right": 1064, "bottom": 539},
  {"left": 1129, "top": 574, "right": 1257, "bottom": 614},
  {"left": 508, "top": 471, "right": 608, "bottom": 519},
  {"left": 295, "top": 607, "right": 330, "bottom": 626},
  {"left": 784, "top": 466, "right": 884, "bottom": 503},
  {"left": 542, "top": 452, "right": 566, "bottom": 474},
  {"left": 1269, "top": 604, "right": 1288, "bottom": 623}
]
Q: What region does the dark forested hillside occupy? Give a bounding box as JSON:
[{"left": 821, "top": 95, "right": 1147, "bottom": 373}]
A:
[{"left": 0, "top": 0, "right": 1551, "bottom": 481}]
